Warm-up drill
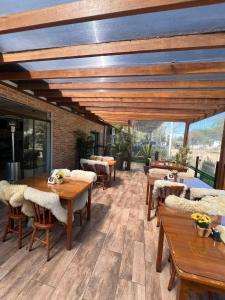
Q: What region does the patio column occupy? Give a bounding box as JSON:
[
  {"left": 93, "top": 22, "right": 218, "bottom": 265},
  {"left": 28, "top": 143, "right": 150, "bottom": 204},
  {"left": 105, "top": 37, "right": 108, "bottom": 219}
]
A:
[
  {"left": 183, "top": 122, "right": 190, "bottom": 147},
  {"left": 216, "top": 119, "right": 225, "bottom": 189},
  {"left": 126, "top": 120, "right": 132, "bottom": 170}
]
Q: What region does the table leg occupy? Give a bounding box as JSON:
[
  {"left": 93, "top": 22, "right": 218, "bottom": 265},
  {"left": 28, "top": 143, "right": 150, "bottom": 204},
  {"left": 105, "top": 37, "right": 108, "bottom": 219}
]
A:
[
  {"left": 146, "top": 181, "right": 150, "bottom": 205},
  {"left": 176, "top": 279, "right": 189, "bottom": 300},
  {"left": 156, "top": 221, "right": 164, "bottom": 272},
  {"left": 147, "top": 184, "right": 153, "bottom": 221},
  {"left": 87, "top": 187, "right": 92, "bottom": 221},
  {"left": 66, "top": 200, "right": 73, "bottom": 250}
]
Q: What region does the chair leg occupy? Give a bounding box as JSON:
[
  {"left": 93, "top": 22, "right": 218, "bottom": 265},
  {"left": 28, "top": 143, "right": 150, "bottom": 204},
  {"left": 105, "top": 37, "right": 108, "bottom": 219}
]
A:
[
  {"left": 168, "top": 261, "right": 177, "bottom": 291},
  {"left": 79, "top": 211, "right": 82, "bottom": 226},
  {"left": 18, "top": 218, "right": 23, "bottom": 249},
  {"left": 29, "top": 226, "right": 37, "bottom": 251},
  {"left": 46, "top": 229, "right": 51, "bottom": 261},
  {"left": 2, "top": 217, "right": 10, "bottom": 242}
]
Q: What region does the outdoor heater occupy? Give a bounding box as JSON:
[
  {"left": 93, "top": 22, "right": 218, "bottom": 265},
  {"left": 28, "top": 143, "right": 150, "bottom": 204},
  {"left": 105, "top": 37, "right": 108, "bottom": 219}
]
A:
[{"left": 6, "top": 119, "right": 21, "bottom": 182}]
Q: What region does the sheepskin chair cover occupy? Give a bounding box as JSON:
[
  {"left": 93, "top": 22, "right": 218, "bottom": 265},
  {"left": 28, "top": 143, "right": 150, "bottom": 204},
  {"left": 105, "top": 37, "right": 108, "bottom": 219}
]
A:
[
  {"left": 190, "top": 188, "right": 225, "bottom": 200},
  {"left": 149, "top": 168, "right": 172, "bottom": 176},
  {"left": 165, "top": 195, "right": 225, "bottom": 216},
  {"left": 153, "top": 180, "right": 187, "bottom": 203},
  {"left": 178, "top": 168, "right": 195, "bottom": 179},
  {"left": 0, "top": 180, "right": 27, "bottom": 208},
  {"left": 80, "top": 158, "right": 96, "bottom": 170},
  {"left": 70, "top": 169, "right": 96, "bottom": 212},
  {"left": 24, "top": 187, "right": 68, "bottom": 224},
  {"left": 94, "top": 160, "right": 110, "bottom": 175},
  {"left": 90, "top": 155, "right": 103, "bottom": 161},
  {"left": 102, "top": 156, "right": 114, "bottom": 161}
]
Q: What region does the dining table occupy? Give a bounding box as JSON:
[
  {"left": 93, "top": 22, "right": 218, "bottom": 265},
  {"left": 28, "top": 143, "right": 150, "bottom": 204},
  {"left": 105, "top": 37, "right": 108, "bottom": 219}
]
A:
[
  {"left": 156, "top": 206, "right": 225, "bottom": 299},
  {"left": 19, "top": 176, "right": 92, "bottom": 250},
  {"left": 146, "top": 174, "right": 212, "bottom": 221},
  {"left": 150, "top": 161, "right": 188, "bottom": 172}
]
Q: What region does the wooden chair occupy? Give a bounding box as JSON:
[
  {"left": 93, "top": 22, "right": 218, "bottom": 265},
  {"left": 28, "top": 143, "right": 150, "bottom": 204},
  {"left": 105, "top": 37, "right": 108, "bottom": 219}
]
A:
[
  {"left": 157, "top": 186, "right": 186, "bottom": 292},
  {"left": 2, "top": 205, "right": 27, "bottom": 249},
  {"left": 29, "top": 203, "right": 56, "bottom": 261},
  {"left": 95, "top": 164, "right": 109, "bottom": 190}
]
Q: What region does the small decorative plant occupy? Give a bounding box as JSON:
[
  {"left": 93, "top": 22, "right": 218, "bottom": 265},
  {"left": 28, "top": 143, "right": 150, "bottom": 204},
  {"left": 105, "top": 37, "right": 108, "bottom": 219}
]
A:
[
  {"left": 141, "top": 144, "right": 152, "bottom": 166},
  {"left": 175, "top": 147, "right": 191, "bottom": 166},
  {"left": 191, "top": 213, "right": 212, "bottom": 237},
  {"left": 171, "top": 170, "right": 178, "bottom": 180}
]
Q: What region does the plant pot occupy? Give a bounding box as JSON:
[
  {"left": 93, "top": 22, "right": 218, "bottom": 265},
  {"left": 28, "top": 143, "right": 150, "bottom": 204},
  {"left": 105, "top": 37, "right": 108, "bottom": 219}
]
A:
[
  {"left": 196, "top": 225, "right": 212, "bottom": 238},
  {"left": 144, "top": 165, "right": 150, "bottom": 174}
]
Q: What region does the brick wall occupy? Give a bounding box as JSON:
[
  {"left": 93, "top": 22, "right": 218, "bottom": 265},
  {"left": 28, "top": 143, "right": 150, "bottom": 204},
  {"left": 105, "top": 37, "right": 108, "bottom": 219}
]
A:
[{"left": 0, "top": 83, "right": 105, "bottom": 169}]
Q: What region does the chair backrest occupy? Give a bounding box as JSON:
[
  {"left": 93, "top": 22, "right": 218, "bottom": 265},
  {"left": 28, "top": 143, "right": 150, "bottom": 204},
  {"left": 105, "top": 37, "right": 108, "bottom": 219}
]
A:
[
  {"left": 83, "top": 163, "right": 96, "bottom": 172},
  {"left": 159, "top": 185, "right": 185, "bottom": 199},
  {"left": 32, "top": 203, "right": 53, "bottom": 225},
  {"left": 95, "top": 164, "right": 107, "bottom": 175},
  {"left": 70, "top": 169, "right": 97, "bottom": 183}
]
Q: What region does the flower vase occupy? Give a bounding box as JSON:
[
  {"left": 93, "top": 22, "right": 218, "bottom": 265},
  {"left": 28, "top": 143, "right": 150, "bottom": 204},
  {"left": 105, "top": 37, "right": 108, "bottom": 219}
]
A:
[
  {"left": 196, "top": 225, "right": 212, "bottom": 238},
  {"left": 56, "top": 178, "right": 63, "bottom": 184}
]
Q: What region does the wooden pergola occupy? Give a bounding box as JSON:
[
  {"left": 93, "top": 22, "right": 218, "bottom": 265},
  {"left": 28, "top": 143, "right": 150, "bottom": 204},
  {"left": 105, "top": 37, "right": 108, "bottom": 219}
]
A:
[{"left": 0, "top": 0, "right": 225, "bottom": 186}]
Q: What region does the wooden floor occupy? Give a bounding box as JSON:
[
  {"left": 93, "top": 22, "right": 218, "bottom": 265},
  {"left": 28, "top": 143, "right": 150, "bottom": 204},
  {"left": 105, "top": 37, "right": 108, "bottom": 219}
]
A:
[{"left": 0, "top": 164, "right": 224, "bottom": 300}]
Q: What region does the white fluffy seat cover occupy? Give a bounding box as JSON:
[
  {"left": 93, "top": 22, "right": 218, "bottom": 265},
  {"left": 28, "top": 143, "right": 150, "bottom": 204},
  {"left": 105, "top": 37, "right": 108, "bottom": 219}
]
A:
[
  {"left": 153, "top": 180, "right": 187, "bottom": 201},
  {"left": 165, "top": 194, "right": 225, "bottom": 216},
  {"left": 24, "top": 187, "right": 68, "bottom": 223},
  {"left": 178, "top": 168, "right": 195, "bottom": 179},
  {"left": 190, "top": 188, "right": 225, "bottom": 200},
  {"left": 102, "top": 156, "right": 114, "bottom": 161},
  {"left": 80, "top": 158, "right": 96, "bottom": 169},
  {"left": 149, "top": 168, "right": 172, "bottom": 176},
  {"left": 0, "top": 180, "right": 27, "bottom": 207},
  {"left": 70, "top": 170, "right": 96, "bottom": 212}
]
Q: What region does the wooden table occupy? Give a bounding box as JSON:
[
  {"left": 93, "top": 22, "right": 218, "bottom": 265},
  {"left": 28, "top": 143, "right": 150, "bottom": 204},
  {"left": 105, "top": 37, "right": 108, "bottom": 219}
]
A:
[
  {"left": 108, "top": 160, "right": 117, "bottom": 184},
  {"left": 146, "top": 175, "right": 213, "bottom": 221},
  {"left": 156, "top": 206, "right": 225, "bottom": 300},
  {"left": 19, "top": 176, "right": 92, "bottom": 250},
  {"left": 151, "top": 162, "right": 187, "bottom": 172}
]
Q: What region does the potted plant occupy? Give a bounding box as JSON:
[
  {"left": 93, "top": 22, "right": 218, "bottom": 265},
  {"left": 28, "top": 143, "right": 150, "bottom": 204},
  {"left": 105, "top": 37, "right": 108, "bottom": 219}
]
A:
[
  {"left": 191, "top": 213, "right": 212, "bottom": 237},
  {"left": 142, "top": 144, "right": 152, "bottom": 166},
  {"left": 175, "top": 146, "right": 191, "bottom": 167}
]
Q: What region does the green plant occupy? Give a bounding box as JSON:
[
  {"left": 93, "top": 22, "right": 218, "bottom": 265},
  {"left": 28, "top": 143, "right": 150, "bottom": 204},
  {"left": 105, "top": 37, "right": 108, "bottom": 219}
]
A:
[
  {"left": 175, "top": 146, "right": 191, "bottom": 166},
  {"left": 141, "top": 144, "right": 152, "bottom": 166},
  {"left": 75, "top": 130, "right": 94, "bottom": 160}
]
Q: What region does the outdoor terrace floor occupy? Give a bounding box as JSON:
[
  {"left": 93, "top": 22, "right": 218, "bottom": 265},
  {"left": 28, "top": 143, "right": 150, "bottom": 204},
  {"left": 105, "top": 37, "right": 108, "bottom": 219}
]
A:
[{"left": 0, "top": 164, "right": 223, "bottom": 300}]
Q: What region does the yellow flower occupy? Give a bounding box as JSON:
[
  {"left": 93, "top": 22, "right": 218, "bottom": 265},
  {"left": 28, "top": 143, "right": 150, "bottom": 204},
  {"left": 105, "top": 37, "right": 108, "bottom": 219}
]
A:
[
  {"left": 202, "top": 215, "right": 211, "bottom": 223},
  {"left": 191, "top": 213, "right": 202, "bottom": 221}
]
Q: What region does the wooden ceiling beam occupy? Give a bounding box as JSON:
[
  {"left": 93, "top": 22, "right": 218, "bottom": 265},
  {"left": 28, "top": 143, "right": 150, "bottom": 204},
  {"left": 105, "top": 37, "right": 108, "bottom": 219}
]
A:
[
  {"left": 17, "top": 79, "right": 225, "bottom": 90},
  {"left": 89, "top": 108, "right": 209, "bottom": 115},
  {"left": 80, "top": 101, "right": 221, "bottom": 110},
  {"left": 3, "top": 32, "right": 225, "bottom": 63},
  {"left": 1, "top": 0, "right": 224, "bottom": 34},
  {"left": 35, "top": 89, "right": 225, "bottom": 99},
  {"left": 2, "top": 61, "right": 225, "bottom": 80},
  {"left": 69, "top": 97, "right": 225, "bottom": 104}
]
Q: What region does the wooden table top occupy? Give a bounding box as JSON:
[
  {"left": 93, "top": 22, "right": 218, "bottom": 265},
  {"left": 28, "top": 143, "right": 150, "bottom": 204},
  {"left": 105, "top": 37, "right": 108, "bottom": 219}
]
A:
[
  {"left": 151, "top": 162, "right": 187, "bottom": 172},
  {"left": 108, "top": 160, "right": 116, "bottom": 166},
  {"left": 19, "top": 176, "right": 91, "bottom": 201},
  {"left": 159, "top": 206, "right": 225, "bottom": 288}
]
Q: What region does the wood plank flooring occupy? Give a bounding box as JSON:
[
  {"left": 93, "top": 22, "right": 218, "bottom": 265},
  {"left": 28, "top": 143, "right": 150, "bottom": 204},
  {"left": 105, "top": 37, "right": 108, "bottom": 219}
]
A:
[{"left": 0, "top": 164, "right": 224, "bottom": 300}]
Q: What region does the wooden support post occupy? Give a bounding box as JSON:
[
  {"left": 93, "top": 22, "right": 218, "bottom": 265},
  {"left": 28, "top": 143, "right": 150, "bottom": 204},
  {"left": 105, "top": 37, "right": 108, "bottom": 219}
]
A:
[
  {"left": 195, "top": 156, "right": 200, "bottom": 178},
  {"left": 216, "top": 120, "right": 225, "bottom": 189},
  {"left": 183, "top": 122, "right": 190, "bottom": 147},
  {"left": 127, "top": 120, "right": 132, "bottom": 171}
]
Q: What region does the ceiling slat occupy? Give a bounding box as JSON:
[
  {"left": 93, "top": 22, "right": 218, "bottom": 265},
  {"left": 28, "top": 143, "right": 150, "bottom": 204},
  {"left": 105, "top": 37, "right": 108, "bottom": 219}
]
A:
[
  {"left": 3, "top": 33, "right": 225, "bottom": 63},
  {"left": 2, "top": 61, "right": 225, "bottom": 80},
  {"left": 1, "top": 0, "right": 224, "bottom": 34}
]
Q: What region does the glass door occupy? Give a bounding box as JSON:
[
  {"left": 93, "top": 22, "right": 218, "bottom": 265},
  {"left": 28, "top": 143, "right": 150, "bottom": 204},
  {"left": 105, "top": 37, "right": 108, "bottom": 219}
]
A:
[{"left": 23, "top": 119, "right": 51, "bottom": 178}]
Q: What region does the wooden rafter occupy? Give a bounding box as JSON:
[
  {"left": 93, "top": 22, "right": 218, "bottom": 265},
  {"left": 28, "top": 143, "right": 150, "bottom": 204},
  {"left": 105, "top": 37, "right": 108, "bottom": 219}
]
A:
[
  {"left": 2, "top": 32, "right": 225, "bottom": 63},
  {"left": 34, "top": 90, "right": 225, "bottom": 99},
  {"left": 2, "top": 61, "right": 225, "bottom": 80},
  {"left": 17, "top": 79, "right": 225, "bottom": 90},
  {"left": 80, "top": 102, "right": 222, "bottom": 110},
  {"left": 1, "top": 0, "right": 225, "bottom": 34}
]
